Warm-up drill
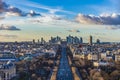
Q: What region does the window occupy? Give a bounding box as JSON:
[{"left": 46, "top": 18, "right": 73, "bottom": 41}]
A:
[{"left": 3, "top": 73, "right": 5, "bottom": 78}]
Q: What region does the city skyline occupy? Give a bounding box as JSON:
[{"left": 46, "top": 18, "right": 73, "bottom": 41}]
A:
[{"left": 0, "top": 0, "right": 120, "bottom": 42}]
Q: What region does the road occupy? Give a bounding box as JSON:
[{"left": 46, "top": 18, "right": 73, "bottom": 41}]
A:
[{"left": 57, "top": 46, "right": 73, "bottom": 80}]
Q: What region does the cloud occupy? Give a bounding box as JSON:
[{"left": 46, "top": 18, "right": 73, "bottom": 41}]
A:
[
  {"left": 5, "top": 12, "right": 22, "bottom": 16},
  {"left": 106, "top": 25, "right": 120, "bottom": 30},
  {"left": 88, "top": 0, "right": 120, "bottom": 15},
  {"left": 5, "top": 6, "right": 25, "bottom": 16},
  {"left": 0, "top": 0, "right": 41, "bottom": 17},
  {"left": 1, "top": 0, "right": 73, "bottom": 18},
  {"left": 0, "top": 34, "right": 18, "bottom": 38},
  {"left": 5, "top": 6, "right": 41, "bottom": 17},
  {"left": 28, "top": 14, "right": 63, "bottom": 23},
  {"left": 0, "top": 0, "right": 8, "bottom": 13},
  {"left": 0, "top": 0, "right": 24, "bottom": 16},
  {"left": 0, "top": 16, "right": 4, "bottom": 19},
  {"left": 5, "top": 9, "right": 40, "bottom": 17},
  {"left": 27, "top": 10, "right": 41, "bottom": 17},
  {"left": 67, "top": 29, "right": 80, "bottom": 33},
  {"left": 23, "top": 1, "right": 75, "bottom": 15},
  {"left": 0, "top": 24, "right": 21, "bottom": 30},
  {"left": 76, "top": 13, "right": 120, "bottom": 25}
]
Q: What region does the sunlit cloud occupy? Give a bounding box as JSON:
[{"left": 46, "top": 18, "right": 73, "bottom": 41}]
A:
[
  {"left": 76, "top": 13, "right": 120, "bottom": 25},
  {"left": 0, "top": 34, "right": 18, "bottom": 38},
  {"left": 0, "top": 0, "right": 41, "bottom": 17},
  {"left": 67, "top": 29, "right": 80, "bottom": 33},
  {"left": 106, "top": 25, "right": 120, "bottom": 30},
  {"left": 0, "top": 16, "right": 4, "bottom": 19},
  {"left": 23, "top": 1, "right": 76, "bottom": 15},
  {"left": 0, "top": 24, "right": 21, "bottom": 31}
]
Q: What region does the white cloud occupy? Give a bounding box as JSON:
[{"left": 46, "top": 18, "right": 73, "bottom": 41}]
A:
[
  {"left": 67, "top": 29, "right": 80, "bottom": 33},
  {"left": 0, "top": 16, "right": 4, "bottom": 19},
  {"left": 0, "top": 1, "right": 24, "bottom": 16},
  {"left": 27, "top": 10, "right": 41, "bottom": 17},
  {"left": 23, "top": 2, "right": 75, "bottom": 15},
  {"left": 0, "top": 34, "right": 18, "bottom": 38},
  {"left": 0, "top": 24, "right": 20, "bottom": 30},
  {"left": 28, "top": 13, "right": 63, "bottom": 23},
  {"left": 0, "top": 1, "right": 41, "bottom": 17},
  {"left": 5, "top": 6, "right": 40, "bottom": 17},
  {"left": 106, "top": 25, "right": 120, "bottom": 30},
  {"left": 0, "top": 0, "right": 8, "bottom": 13},
  {"left": 5, "top": 12, "right": 21, "bottom": 16},
  {"left": 76, "top": 13, "right": 120, "bottom": 25}
]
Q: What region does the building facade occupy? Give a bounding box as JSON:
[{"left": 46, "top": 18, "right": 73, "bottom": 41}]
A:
[{"left": 0, "top": 61, "right": 16, "bottom": 80}]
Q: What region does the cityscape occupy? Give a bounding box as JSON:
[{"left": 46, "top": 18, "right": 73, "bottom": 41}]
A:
[{"left": 0, "top": 0, "right": 120, "bottom": 80}]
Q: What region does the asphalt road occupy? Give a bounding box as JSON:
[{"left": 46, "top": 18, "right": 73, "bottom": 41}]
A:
[{"left": 57, "top": 46, "right": 73, "bottom": 80}]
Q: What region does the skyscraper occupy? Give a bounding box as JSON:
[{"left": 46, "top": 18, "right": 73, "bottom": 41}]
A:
[
  {"left": 96, "top": 39, "right": 100, "bottom": 44},
  {"left": 38, "top": 39, "right": 40, "bottom": 43},
  {"left": 41, "top": 37, "right": 45, "bottom": 44},
  {"left": 66, "top": 35, "right": 73, "bottom": 44},
  {"left": 80, "top": 37, "right": 83, "bottom": 44},
  {"left": 74, "top": 36, "right": 79, "bottom": 44},
  {"left": 33, "top": 39, "right": 35, "bottom": 44},
  {"left": 89, "top": 35, "right": 92, "bottom": 45}
]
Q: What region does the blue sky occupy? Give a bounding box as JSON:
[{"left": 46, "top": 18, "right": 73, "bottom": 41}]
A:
[
  {"left": 0, "top": 0, "right": 120, "bottom": 42},
  {"left": 5, "top": 0, "right": 119, "bottom": 16}
]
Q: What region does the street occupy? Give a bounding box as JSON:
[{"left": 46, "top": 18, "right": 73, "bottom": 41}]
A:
[{"left": 57, "top": 46, "right": 73, "bottom": 80}]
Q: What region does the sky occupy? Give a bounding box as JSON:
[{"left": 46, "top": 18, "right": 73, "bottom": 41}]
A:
[{"left": 0, "top": 0, "right": 120, "bottom": 42}]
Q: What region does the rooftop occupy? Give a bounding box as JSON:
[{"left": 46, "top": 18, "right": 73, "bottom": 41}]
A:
[{"left": 0, "top": 52, "right": 16, "bottom": 61}]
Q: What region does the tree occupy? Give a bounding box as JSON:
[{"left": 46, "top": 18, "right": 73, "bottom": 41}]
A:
[
  {"left": 110, "top": 70, "right": 120, "bottom": 80},
  {"left": 101, "top": 70, "right": 109, "bottom": 80}
]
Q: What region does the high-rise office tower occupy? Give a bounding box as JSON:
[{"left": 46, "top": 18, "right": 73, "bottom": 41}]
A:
[
  {"left": 89, "top": 35, "right": 92, "bottom": 45},
  {"left": 96, "top": 39, "right": 100, "bottom": 44},
  {"left": 33, "top": 39, "right": 35, "bottom": 44},
  {"left": 41, "top": 37, "right": 43, "bottom": 42},
  {"left": 38, "top": 39, "right": 40, "bottom": 43},
  {"left": 74, "top": 36, "right": 79, "bottom": 44},
  {"left": 80, "top": 37, "right": 83, "bottom": 44},
  {"left": 66, "top": 35, "right": 72, "bottom": 44},
  {"left": 41, "top": 37, "right": 44, "bottom": 44}
]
